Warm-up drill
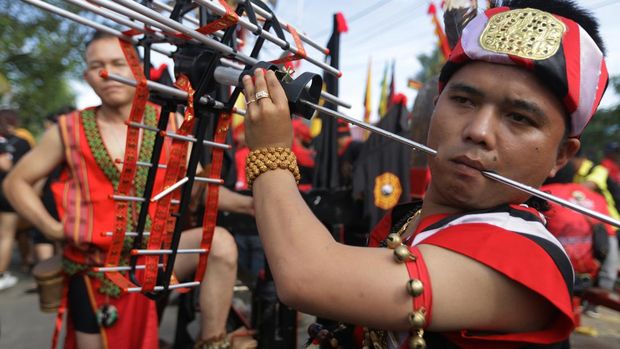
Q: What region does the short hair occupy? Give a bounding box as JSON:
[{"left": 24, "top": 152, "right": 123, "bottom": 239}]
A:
[
  {"left": 495, "top": 0, "right": 606, "bottom": 55},
  {"left": 84, "top": 31, "right": 118, "bottom": 51}
]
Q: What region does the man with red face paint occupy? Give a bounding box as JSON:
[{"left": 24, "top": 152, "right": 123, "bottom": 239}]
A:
[{"left": 238, "top": 0, "right": 610, "bottom": 348}]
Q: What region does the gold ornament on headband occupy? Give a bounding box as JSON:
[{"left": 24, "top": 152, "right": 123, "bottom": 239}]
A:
[{"left": 480, "top": 8, "right": 566, "bottom": 60}]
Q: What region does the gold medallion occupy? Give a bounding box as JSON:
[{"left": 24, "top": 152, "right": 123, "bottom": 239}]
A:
[
  {"left": 480, "top": 8, "right": 566, "bottom": 60},
  {"left": 374, "top": 172, "right": 402, "bottom": 210}
]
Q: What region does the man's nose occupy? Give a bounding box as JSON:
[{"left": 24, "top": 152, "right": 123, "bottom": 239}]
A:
[{"left": 462, "top": 105, "right": 497, "bottom": 149}]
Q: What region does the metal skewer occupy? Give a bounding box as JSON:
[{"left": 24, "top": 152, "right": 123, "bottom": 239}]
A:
[
  {"left": 301, "top": 100, "right": 620, "bottom": 229},
  {"left": 22, "top": 0, "right": 172, "bottom": 56}
]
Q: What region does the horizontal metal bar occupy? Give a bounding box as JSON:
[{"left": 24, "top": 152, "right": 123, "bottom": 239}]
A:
[
  {"left": 300, "top": 100, "right": 620, "bottom": 229},
  {"left": 194, "top": 0, "right": 340, "bottom": 76},
  {"left": 66, "top": 0, "right": 167, "bottom": 41},
  {"left": 111, "top": 195, "right": 179, "bottom": 205},
  {"left": 102, "top": 231, "right": 150, "bottom": 237},
  {"left": 126, "top": 281, "right": 201, "bottom": 293},
  {"left": 131, "top": 248, "right": 207, "bottom": 255},
  {"left": 115, "top": 159, "right": 167, "bottom": 169},
  {"left": 233, "top": 0, "right": 329, "bottom": 54},
  {"left": 93, "top": 263, "right": 163, "bottom": 272},
  {"left": 22, "top": 0, "right": 170, "bottom": 57}
]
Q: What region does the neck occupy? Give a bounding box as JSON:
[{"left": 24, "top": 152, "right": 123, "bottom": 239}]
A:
[{"left": 98, "top": 103, "right": 132, "bottom": 123}]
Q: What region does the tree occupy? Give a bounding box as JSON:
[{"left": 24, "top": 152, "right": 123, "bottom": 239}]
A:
[
  {"left": 0, "top": 1, "right": 92, "bottom": 134},
  {"left": 580, "top": 76, "right": 620, "bottom": 161},
  {"left": 412, "top": 47, "right": 444, "bottom": 84}
]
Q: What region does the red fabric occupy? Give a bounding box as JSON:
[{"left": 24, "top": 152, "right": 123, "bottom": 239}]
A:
[
  {"left": 601, "top": 158, "right": 620, "bottom": 183},
  {"left": 541, "top": 183, "right": 613, "bottom": 277},
  {"left": 422, "top": 224, "right": 575, "bottom": 348},
  {"left": 52, "top": 109, "right": 164, "bottom": 349},
  {"left": 150, "top": 64, "right": 168, "bottom": 82},
  {"left": 561, "top": 18, "right": 581, "bottom": 114},
  {"left": 291, "top": 140, "right": 315, "bottom": 168},
  {"left": 335, "top": 12, "right": 348, "bottom": 33},
  {"left": 390, "top": 93, "right": 408, "bottom": 106},
  {"left": 235, "top": 146, "right": 250, "bottom": 191}
]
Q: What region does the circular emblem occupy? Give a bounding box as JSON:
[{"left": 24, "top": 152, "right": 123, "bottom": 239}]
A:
[
  {"left": 374, "top": 172, "right": 402, "bottom": 210},
  {"left": 480, "top": 8, "right": 566, "bottom": 60}
]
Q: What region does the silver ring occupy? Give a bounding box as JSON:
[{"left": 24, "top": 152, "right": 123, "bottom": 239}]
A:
[
  {"left": 255, "top": 90, "right": 270, "bottom": 101},
  {"left": 245, "top": 99, "right": 256, "bottom": 106}
]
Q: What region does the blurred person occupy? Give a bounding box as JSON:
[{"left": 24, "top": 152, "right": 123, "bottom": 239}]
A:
[
  {"left": 0, "top": 109, "right": 32, "bottom": 290},
  {"left": 601, "top": 141, "right": 620, "bottom": 184},
  {"left": 541, "top": 163, "right": 614, "bottom": 290},
  {"left": 4, "top": 32, "right": 255, "bottom": 349}
]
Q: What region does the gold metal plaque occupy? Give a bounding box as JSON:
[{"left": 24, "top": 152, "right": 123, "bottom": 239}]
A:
[{"left": 480, "top": 8, "right": 566, "bottom": 60}]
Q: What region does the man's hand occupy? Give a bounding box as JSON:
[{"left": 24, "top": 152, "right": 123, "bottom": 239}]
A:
[{"left": 241, "top": 69, "right": 293, "bottom": 150}]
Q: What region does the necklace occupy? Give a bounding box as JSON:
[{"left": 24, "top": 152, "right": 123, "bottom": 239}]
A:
[{"left": 395, "top": 209, "right": 422, "bottom": 241}]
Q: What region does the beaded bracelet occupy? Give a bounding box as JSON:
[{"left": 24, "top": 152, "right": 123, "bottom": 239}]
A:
[{"left": 245, "top": 146, "right": 301, "bottom": 188}]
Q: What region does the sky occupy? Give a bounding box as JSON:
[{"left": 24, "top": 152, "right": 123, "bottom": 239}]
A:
[{"left": 73, "top": 0, "right": 620, "bottom": 124}]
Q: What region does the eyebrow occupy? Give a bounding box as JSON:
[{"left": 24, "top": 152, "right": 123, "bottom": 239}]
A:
[
  {"left": 507, "top": 99, "right": 547, "bottom": 120},
  {"left": 446, "top": 82, "right": 485, "bottom": 98}
]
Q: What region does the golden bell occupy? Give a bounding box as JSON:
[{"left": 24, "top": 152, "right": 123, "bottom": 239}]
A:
[
  {"left": 408, "top": 311, "right": 426, "bottom": 329},
  {"left": 408, "top": 335, "right": 426, "bottom": 349},
  {"left": 386, "top": 233, "right": 402, "bottom": 249},
  {"left": 393, "top": 245, "right": 412, "bottom": 263},
  {"left": 406, "top": 279, "right": 424, "bottom": 297}
]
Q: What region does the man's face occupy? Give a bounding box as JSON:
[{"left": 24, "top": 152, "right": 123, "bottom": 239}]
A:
[
  {"left": 426, "top": 61, "right": 579, "bottom": 210},
  {"left": 83, "top": 37, "right": 136, "bottom": 108}
]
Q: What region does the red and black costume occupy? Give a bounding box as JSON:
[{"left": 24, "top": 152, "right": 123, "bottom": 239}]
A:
[{"left": 370, "top": 202, "right": 575, "bottom": 349}]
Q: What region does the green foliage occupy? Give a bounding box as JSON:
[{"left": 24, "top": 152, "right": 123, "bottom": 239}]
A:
[
  {"left": 0, "top": 1, "right": 91, "bottom": 135},
  {"left": 413, "top": 47, "right": 445, "bottom": 84},
  {"left": 579, "top": 76, "right": 620, "bottom": 161}
]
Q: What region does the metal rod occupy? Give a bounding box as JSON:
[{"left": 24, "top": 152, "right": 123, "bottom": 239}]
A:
[
  {"left": 115, "top": 159, "right": 167, "bottom": 169},
  {"left": 126, "top": 281, "right": 201, "bottom": 293},
  {"left": 94, "top": 263, "right": 163, "bottom": 272},
  {"left": 194, "top": 0, "right": 339, "bottom": 76},
  {"left": 131, "top": 248, "right": 207, "bottom": 255},
  {"left": 229, "top": 0, "right": 329, "bottom": 54},
  {"left": 107, "top": 0, "right": 349, "bottom": 106},
  {"left": 111, "top": 195, "right": 180, "bottom": 205},
  {"left": 151, "top": 177, "right": 189, "bottom": 202},
  {"left": 150, "top": 0, "right": 243, "bottom": 46},
  {"left": 22, "top": 0, "right": 170, "bottom": 57},
  {"left": 300, "top": 100, "right": 620, "bottom": 228},
  {"left": 65, "top": 0, "right": 166, "bottom": 41},
  {"left": 102, "top": 231, "right": 151, "bottom": 237}
]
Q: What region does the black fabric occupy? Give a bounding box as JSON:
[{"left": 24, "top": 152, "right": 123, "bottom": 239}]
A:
[
  {"left": 592, "top": 223, "right": 610, "bottom": 262},
  {"left": 0, "top": 135, "right": 31, "bottom": 212},
  {"left": 312, "top": 14, "right": 341, "bottom": 190},
  {"left": 68, "top": 275, "right": 100, "bottom": 334},
  {"left": 352, "top": 102, "right": 412, "bottom": 231}
]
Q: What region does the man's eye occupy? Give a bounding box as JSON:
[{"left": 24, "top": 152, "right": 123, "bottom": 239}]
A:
[
  {"left": 451, "top": 96, "right": 471, "bottom": 105},
  {"left": 507, "top": 113, "right": 533, "bottom": 125}
]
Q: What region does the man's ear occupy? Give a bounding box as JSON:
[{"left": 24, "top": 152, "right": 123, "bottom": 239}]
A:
[{"left": 549, "top": 138, "right": 580, "bottom": 177}]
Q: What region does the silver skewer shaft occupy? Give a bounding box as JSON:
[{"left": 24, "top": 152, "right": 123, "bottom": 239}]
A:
[
  {"left": 94, "top": 263, "right": 163, "bottom": 272},
  {"left": 22, "top": 0, "right": 171, "bottom": 56},
  {"left": 109, "top": 0, "right": 349, "bottom": 106},
  {"left": 126, "top": 281, "right": 201, "bottom": 293},
  {"left": 194, "top": 0, "right": 338, "bottom": 76},
  {"left": 125, "top": 120, "right": 231, "bottom": 150},
  {"left": 481, "top": 171, "right": 620, "bottom": 228},
  {"left": 102, "top": 231, "right": 150, "bottom": 237},
  {"left": 230, "top": 0, "right": 329, "bottom": 54},
  {"left": 115, "top": 159, "right": 167, "bottom": 169},
  {"left": 101, "top": 70, "right": 225, "bottom": 109},
  {"left": 300, "top": 100, "right": 620, "bottom": 229},
  {"left": 111, "top": 195, "right": 180, "bottom": 205},
  {"left": 151, "top": 177, "right": 189, "bottom": 202},
  {"left": 131, "top": 249, "right": 207, "bottom": 255},
  {"left": 65, "top": 0, "right": 166, "bottom": 41}
]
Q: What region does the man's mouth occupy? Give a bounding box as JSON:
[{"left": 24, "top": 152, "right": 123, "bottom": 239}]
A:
[{"left": 451, "top": 155, "right": 487, "bottom": 172}]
